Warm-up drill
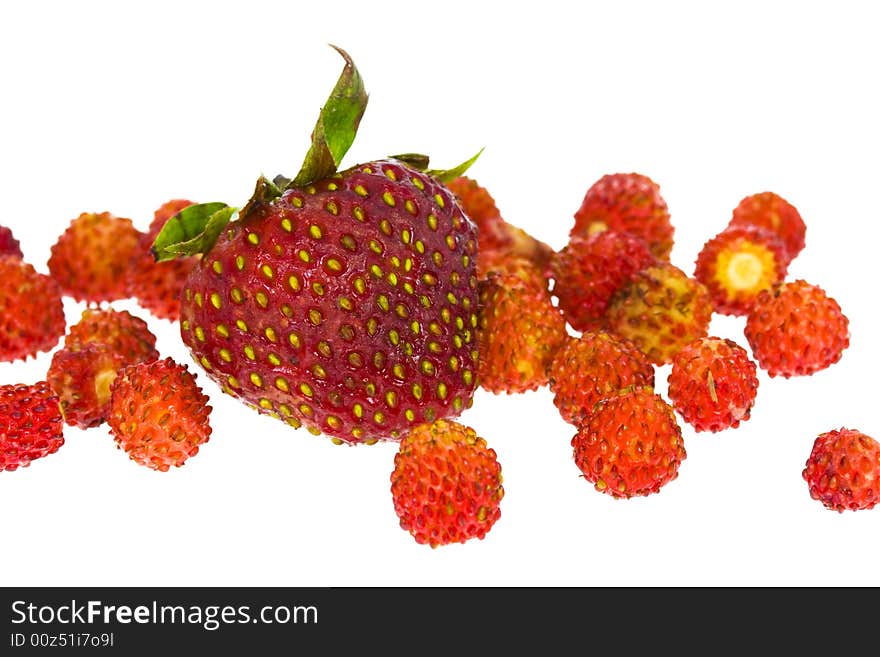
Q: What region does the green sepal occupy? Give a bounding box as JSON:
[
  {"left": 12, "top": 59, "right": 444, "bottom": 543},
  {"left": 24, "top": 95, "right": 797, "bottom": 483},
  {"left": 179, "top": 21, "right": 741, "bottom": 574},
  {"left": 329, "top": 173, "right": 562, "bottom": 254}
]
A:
[
  {"left": 240, "top": 175, "right": 285, "bottom": 220},
  {"left": 426, "top": 148, "right": 484, "bottom": 183},
  {"left": 387, "top": 148, "right": 484, "bottom": 183},
  {"left": 151, "top": 202, "right": 238, "bottom": 261},
  {"left": 290, "top": 45, "right": 368, "bottom": 188},
  {"left": 387, "top": 153, "right": 431, "bottom": 170}
]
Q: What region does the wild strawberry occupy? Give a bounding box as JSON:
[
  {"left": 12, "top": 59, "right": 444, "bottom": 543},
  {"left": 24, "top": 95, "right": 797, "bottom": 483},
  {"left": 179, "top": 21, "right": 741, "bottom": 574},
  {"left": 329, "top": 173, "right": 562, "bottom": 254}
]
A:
[
  {"left": 476, "top": 266, "right": 567, "bottom": 394},
  {"left": 48, "top": 211, "right": 140, "bottom": 303},
  {"left": 604, "top": 262, "right": 713, "bottom": 365},
  {"left": 744, "top": 280, "right": 849, "bottom": 377},
  {"left": 446, "top": 176, "right": 553, "bottom": 279},
  {"left": 47, "top": 344, "right": 125, "bottom": 429},
  {"left": 548, "top": 331, "right": 655, "bottom": 427},
  {"left": 0, "top": 258, "right": 66, "bottom": 362},
  {"left": 0, "top": 225, "right": 23, "bottom": 259},
  {"left": 803, "top": 428, "right": 880, "bottom": 512},
  {"left": 571, "top": 172, "right": 674, "bottom": 261},
  {"left": 667, "top": 336, "right": 759, "bottom": 432},
  {"left": 129, "top": 199, "right": 199, "bottom": 321},
  {"left": 47, "top": 308, "right": 159, "bottom": 429},
  {"left": 572, "top": 387, "right": 686, "bottom": 499},
  {"left": 65, "top": 308, "right": 159, "bottom": 362},
  {"left": 390, "top": 419, "right": 503, "bottom": 547},
  {"left": 0, "top": 381, "right": 65, "bottom": 473},
  {"left": 728, "top": 191, "right": 806, "bottom": 263},
  {"left": 550, "top": 230, "right": 655, "bottom": 332},
  {"left": 107, "top": 357, "right": 212, "bottom": 472},
  {"left": 694, "top": 224, "right": 789, "bottom": 316},
  {"left": 153, "top": 49, "right": 479, "bottom": 444}
]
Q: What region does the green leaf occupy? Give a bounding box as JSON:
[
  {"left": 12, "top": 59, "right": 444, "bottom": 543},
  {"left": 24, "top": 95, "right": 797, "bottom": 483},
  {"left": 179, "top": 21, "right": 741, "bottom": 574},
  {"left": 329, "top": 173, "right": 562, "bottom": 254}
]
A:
[
  {"left": 291, "top": 45, "right": 368, "bottom": 188},
  {"left": 426, "top": 148, "right": 485, "bottom": 183},
  {"left": 387, "top": 153, "right": 431, "bottom": 170},
  {"left": 151, "top": 202, "right": 237, "bottom": 261}
]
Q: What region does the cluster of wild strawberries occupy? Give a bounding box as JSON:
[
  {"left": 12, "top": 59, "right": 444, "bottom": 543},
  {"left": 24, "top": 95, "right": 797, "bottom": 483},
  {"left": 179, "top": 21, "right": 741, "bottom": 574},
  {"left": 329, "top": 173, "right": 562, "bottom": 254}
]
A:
[
  {"left": 0, "top": 169, "right": 872, "bottom": 550},
  {"left": 456, "top": 172, "right": 864, "bottom": 518}
]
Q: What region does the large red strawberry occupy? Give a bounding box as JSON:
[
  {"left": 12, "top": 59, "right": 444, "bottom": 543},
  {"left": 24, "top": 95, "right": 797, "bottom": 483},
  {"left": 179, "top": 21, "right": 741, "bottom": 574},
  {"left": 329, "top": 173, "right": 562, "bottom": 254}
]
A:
[{"left": 152, "top": 48, "right": 479, "bottom": 445}]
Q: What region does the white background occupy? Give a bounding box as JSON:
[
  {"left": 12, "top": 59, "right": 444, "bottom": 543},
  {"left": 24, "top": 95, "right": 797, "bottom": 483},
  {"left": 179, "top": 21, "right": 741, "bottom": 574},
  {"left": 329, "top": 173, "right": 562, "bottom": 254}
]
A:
[{"left": 1, "top": 1, "right": 878, "bottom": 587}]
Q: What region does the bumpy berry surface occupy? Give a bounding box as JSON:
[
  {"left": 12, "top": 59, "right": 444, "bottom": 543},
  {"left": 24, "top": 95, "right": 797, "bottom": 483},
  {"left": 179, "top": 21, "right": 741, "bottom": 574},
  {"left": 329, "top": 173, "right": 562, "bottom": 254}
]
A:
[
  {"left": 107, "top": 357, "right": 212, "bottom": 472},
  {"left": 47, "top": 344, "right": 126, "bottom": 429},
  {"left": 744, "top": 280, "right": 849, "bottom": 377},
  {"left": 477, "top": 267, "right": 567, "bottom": 394},
  {"left": 129, "top": 199, "right": 198, "bottom": 321},
  {"left": 667, "top": 336, "right": 758, "bottom": 432},
  {"left": 180, "top": 160, "right": 479, "bottom": 445},
  {"left": 694, "top": 224, "right": 789, "bottom": 316},
  {"left": 551, "top": 230, "right": 655, "bottom": 332},
  {"left": 572, "top": 388, "right": 686, "bottom": 499},
  {"left": 65, "top": 308, "right": 159, "bottom": 362},
  {"left": 446, "top": 176, "right": 552, "bottom": 279},
  {"left": 728, "top": 191, "right": 806, "bottom": 263},
  {"left": 0, "top": 381, "right": 65, "bottom": 472},
  {"left": 0, "top": 226, "right": 23, "bottom": 259},
  {"left": 571, "top": 172, "right": 674, "bottom": 261},
  {"left": 390, "top": 419, "right": 503, "bottom": 547},
  {"left": 548, "top": 331, "right": 655, "bottom": 427},
  {"left": 48, "top": 211, "right": 140, "bottom": 303},
  {"left": 605, "top": 262, "right": 713, "bottom": 365},
  {"left": 0, "top": 258, "right": 66, "bottom": 362},
  {"left": 803, "top": 428, "right": 880, "bottom": 512}
]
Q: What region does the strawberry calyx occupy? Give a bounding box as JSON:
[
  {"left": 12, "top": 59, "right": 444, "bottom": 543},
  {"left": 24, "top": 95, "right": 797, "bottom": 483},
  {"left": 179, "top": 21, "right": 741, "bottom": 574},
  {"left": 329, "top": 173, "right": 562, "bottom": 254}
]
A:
[{"left": 151, "top": 45, "right": 477, "bottom": 261}]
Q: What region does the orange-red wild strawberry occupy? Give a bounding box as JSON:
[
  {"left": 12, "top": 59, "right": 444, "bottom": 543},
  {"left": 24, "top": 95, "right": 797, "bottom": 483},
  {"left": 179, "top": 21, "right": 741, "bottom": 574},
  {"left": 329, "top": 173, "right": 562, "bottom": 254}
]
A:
[
  {"left": 728, "top": 191, "right": 806, "bottom": 264},
  {"left": 667, "top": 336, "right": 759, "bottom": 432},
  {"left": 48, "top": 344, "right": 126, "bottom": 429},
  {"left": 390, "top": 419, "right": 503, "bottom": 547},
  {"left": 550, "top": 230, "right": 655, "bottom": 332},
  {"left": 694, "top": 224, "right": 789, "bottom": 316},
  {"left": 572, "top": 387, "right": 686, "bottom": 499},
  {"left": 803, "top": 428, "right": 880, "bottom": 512},
  {"left": 548, "top": 331, "right": 655, "bottom": 427},
  {"left": 107, "top": 357, "right": 212, "bottom": 472},
  {"left": 744, "top": 280, "right": 849, "bottom": 377},
  {"left": 571, "top": 172, "right": 674, "bottom": 261},
  {"left": 476, "top": 266, "right": 567, "bottom": 394},
  {"left": 48, "top": 211, "right": 141, "bottom": 303},
  {"left": 47, "top": 308, "right": 159, "bottom": 429},
  {"left": 0, "top": 257, "right": 66, "bottom": 362}
]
